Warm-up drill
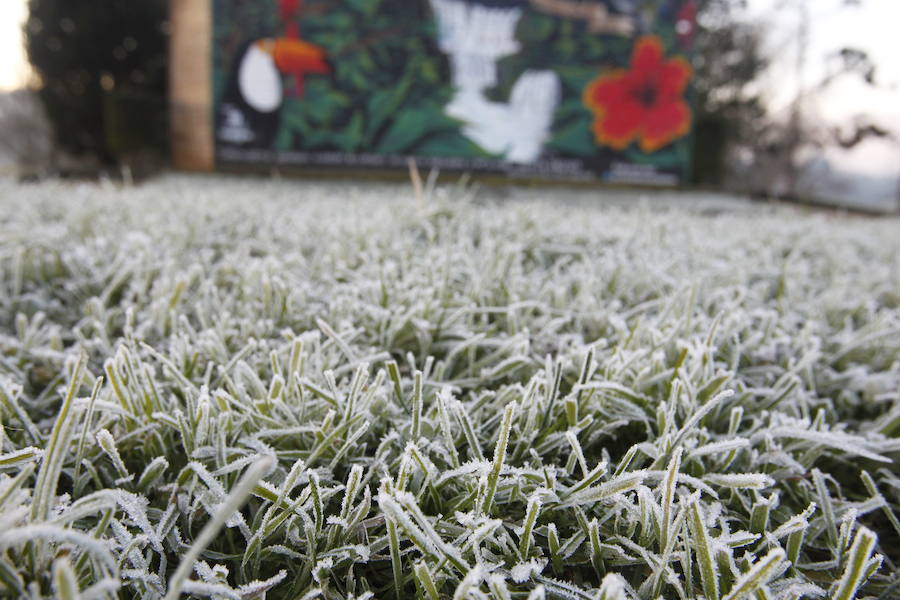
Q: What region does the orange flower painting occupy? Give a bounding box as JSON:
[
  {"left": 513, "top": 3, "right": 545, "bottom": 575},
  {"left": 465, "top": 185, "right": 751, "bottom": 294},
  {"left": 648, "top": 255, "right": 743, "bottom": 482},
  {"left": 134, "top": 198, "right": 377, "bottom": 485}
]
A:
[{"left": 583, "top": 36, "right": 692, "bottom": 153}]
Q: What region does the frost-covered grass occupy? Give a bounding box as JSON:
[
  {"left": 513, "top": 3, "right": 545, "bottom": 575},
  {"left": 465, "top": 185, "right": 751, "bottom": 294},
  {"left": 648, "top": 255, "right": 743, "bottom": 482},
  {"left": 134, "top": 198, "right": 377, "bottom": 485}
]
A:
[{"left": 0, "top": 175, "right": 898, "bottom": 600}]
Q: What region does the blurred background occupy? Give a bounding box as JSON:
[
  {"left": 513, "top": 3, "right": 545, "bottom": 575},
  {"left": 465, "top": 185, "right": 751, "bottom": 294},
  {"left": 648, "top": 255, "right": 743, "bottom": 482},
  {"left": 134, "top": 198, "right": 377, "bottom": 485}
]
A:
[{"left": 0, "top": 0, "right": 897, "bottom": 212}]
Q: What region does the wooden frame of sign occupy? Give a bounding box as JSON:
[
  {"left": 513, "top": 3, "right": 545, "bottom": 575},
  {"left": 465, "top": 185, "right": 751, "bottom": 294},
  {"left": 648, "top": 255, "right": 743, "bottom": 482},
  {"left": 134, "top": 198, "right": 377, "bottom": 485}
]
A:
[{"left": 169, "top": 0, "right": 214, "bottom": 171}]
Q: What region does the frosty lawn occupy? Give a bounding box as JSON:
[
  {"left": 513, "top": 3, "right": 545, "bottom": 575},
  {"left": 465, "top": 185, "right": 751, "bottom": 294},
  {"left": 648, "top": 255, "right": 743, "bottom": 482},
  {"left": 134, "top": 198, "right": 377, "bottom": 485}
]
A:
[{"left": 0, "top": 175, "right": 898, "bottom": 599}]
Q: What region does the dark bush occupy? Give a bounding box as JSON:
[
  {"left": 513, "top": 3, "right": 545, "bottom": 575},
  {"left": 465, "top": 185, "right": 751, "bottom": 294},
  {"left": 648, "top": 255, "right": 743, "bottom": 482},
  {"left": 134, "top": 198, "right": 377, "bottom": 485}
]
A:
[{"left": 24, "top": 0, "right": 169, "bottom": 167}]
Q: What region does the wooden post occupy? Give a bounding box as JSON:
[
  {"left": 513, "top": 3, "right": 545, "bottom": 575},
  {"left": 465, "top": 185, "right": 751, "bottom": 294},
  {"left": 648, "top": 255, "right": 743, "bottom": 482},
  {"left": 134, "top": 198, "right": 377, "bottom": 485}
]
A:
[{"left": 169, "top": 0, "right": 214, "bottom": 171}]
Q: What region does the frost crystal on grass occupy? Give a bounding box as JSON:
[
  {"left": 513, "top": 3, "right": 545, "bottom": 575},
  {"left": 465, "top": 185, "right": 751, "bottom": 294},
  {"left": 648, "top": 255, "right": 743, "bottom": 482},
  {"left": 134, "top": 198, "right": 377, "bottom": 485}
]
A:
[{"left": 0, "top": 175, "right": 897, "bottom": 598}]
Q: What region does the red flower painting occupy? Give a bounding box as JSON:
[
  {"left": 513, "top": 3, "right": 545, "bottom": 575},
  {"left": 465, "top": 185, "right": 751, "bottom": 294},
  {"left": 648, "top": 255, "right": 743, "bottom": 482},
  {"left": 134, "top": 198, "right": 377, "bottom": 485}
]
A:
[{"left": 583, "top": 36, "right": 692, "bottom": 153}]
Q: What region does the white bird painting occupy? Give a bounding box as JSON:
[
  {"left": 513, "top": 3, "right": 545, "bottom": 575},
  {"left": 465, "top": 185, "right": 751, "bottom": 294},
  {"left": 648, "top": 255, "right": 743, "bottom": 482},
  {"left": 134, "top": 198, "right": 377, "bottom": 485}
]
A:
[{"left": 429, "top": 0, "right": 561, "bottom": 163}]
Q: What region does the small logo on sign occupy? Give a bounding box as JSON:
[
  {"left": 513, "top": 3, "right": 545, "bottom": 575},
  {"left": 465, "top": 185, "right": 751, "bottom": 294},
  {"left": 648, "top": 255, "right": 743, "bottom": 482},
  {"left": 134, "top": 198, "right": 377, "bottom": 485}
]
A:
[{"left": 218, "top": 104, "right": 255, "bottom": 143}]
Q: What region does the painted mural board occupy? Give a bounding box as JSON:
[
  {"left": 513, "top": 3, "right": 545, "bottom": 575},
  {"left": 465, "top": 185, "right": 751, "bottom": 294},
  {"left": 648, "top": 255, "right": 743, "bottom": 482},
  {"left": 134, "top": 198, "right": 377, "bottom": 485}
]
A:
[{"left": 212, "top": 0, "right": 697, "bottom": 184}]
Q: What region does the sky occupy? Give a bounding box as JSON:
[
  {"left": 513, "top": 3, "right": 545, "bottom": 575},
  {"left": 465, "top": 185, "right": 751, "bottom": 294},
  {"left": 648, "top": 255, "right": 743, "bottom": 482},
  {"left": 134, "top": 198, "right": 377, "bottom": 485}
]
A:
[
  {"left": 0, "top": 0, "right": 28, "bottom": 91},
  {"left": 0, "top": 0, "right": 897, "bottom": 184}
]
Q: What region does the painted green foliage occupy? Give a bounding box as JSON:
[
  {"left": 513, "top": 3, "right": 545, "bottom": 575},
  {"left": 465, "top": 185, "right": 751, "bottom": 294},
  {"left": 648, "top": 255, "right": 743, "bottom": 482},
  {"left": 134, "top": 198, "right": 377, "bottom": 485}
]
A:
[
  {"left": 214, "top": 0, "right": 490, "bottom": 157},
  {"left": 494, "top": 5, "right": 694, "bottom": 170}
]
